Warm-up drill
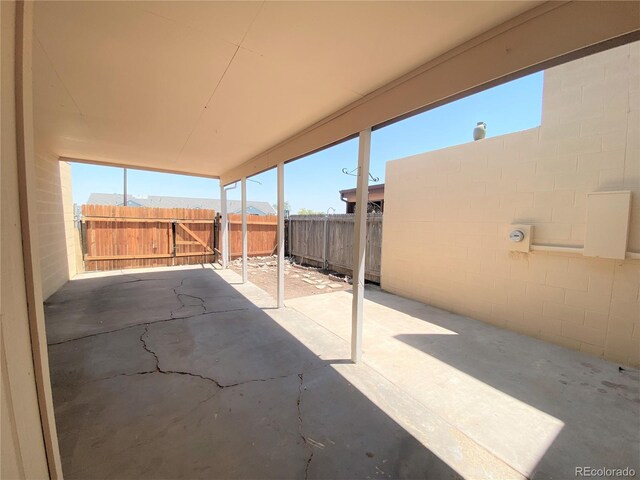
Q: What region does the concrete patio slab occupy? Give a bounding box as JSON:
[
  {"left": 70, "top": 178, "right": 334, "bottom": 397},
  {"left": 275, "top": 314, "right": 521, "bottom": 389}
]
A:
[
  {"left": 44, "top": 265, "right": 272, "bottom": 345},
  {"left": 46, "top": 266, "right": 466, "bottom": 479},
  {"left": 286, "top": 287, "right": 640, "bottom": 480},
  {"left": 44, "top": 266, "right": 639, "bottom": 479}
]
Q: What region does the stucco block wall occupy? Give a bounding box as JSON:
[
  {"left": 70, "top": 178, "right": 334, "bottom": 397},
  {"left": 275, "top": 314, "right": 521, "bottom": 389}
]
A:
[
  {"left": 381, "top": 42, "right": 640, "bottom": 367},
  {"left": 35, "top": 150, "right": 76, "bottom": 299}
]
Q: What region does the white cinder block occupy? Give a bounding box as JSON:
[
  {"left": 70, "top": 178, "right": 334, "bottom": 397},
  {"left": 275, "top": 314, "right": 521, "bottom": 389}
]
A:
[
  {"left": 35, "top": 155, "right": 77, "bottom": 299},
  {"left": 382, "top": 43, "right": 640, "bottom": 367}
]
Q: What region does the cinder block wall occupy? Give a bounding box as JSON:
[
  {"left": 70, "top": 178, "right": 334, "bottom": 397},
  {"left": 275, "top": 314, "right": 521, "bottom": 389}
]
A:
[
  {"left": 1, "top": 1, "right": 51, "bottom": 476},
  {"left": 381, "top": 42, "right": 639, "bottom": 367},
  {"left": 35, "top": 151, "right": 76, "bottom": 299}
]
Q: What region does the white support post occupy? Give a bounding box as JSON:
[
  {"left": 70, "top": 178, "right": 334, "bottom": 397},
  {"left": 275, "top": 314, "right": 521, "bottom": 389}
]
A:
[
  {"left": 351, "top": 129, "right": 371, "bottom": 363},
  {"left": 277, "top": 163, "right": 285, "bottom": 308},
  {"left": 220, "top": 184, "right": 228, "bottom": 268},
  {"left": 241, "top": 177, "right": 248, "bottom": 283}
]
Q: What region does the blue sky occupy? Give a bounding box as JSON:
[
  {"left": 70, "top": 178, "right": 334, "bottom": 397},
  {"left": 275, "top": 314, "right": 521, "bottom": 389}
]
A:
[{"left": 71, "top": 71, "right": 543, "bottom": 213}]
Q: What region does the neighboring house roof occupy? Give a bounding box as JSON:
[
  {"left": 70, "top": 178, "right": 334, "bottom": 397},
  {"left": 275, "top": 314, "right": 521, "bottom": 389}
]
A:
[
  {"left": 237, "top": 205, "right": 268, "bottom": 216},
  {"left": 340, "top": 183, "right": 385, "bottom": 203},
  {"left": 86, "top": 193, "right": 276, "bottom": 215}
]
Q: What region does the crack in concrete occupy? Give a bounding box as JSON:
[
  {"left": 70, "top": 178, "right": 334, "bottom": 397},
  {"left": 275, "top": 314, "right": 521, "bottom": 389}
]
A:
[
  {"left": 53, "top": 271, "right": 323, "bottom": 480},
  {"left": 139, "top": 325, "right": 160, "bottom": 370},
  {"left": 101, "top": 275, "right": 167, "bottom": 289},
  {"left": 49, "top": 275, "right": 253, "bottom": 346},
  {"left": 47, "top": 306, "right": 250, "bottom": 346},
  {"left": 139, "top": 325, "right": 224, "bottom": 388},
  {"left": 221, "top": 373, "right": 300, "bottom": 388},
  {"left": 44, "top": 277, "right": 161, "bottom": 306},
  {"left": 178, "top": 293, "right": 207, "bottom": 304},
  {"left": 70, "top": 369, "right": 158, "bottom": 387},
  {"left": 297, "top": 373, "right": 315, "bottom": 480},
  {"left": 172, "top": 293, "right": 207, "bottom": 318},
  {"left": 138, "top": 324, "right": 305, "bottom": 390},
  {"left": 170, "top": 279, "right": 207, "bottom": 319},
  {"left": 304, "top": 450, "right": 315, "bottom": 480},
  {"left": 105, "top": 279, "right": 145, "bottom": 287}
]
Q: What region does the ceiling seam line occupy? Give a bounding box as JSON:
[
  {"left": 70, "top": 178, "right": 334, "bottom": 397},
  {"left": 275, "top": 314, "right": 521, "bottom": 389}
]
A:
[
  {"left": 138, "top": 8, "right": 241, "bottom": 49},
  {"left": 222, "top": 2, "right": 571, "bottom": 168},
  {"left": 238, "top": 1, "right": 265, "bottom": 46},
  {"left": 173, "top": 0, "right": 265, "bottom": 164},
  {"left": 199, "top": 0, "right": 264, "bottom": 109},
  {"left": 173, "top": 44, "right": 241, "bottom": 161},
  {"left": 33, "top": 33, "right": 88, "bottom": 123}
]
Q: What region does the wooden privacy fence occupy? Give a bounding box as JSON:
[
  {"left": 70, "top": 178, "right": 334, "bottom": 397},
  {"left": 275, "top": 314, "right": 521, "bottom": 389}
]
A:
[
  {"left": 227, "top": 213, "right": 277, "bottom": 258},
  {"left": 287, "top": 214, "right": 383, "bottom": 283},
  {"left": 81, "top": 205, "right": 217, "bottom": 271},
  {"left": 81, "top": 205, "right": 277, "bottom": 272}
]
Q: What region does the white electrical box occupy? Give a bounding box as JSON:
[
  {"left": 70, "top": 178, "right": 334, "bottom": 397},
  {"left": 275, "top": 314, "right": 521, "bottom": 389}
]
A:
[{"left": 584, "top": 191, "right": 631, "bottom": 260}]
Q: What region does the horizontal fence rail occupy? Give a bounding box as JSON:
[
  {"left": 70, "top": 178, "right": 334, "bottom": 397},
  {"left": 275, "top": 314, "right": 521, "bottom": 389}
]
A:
[
  {"left": 80, "top": 205, "right": 278, "bottom": 272},
  {"left": 288, "top": 214, "right": 382, "bottom": 283},
  {"left": 81, "top": 205, "right": 217, "bottom": 271}
]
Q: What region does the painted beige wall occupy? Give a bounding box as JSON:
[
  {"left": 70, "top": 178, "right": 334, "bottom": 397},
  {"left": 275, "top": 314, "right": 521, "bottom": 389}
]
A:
[
  {"left": 1, "top": 1, "right": 51, "bottom": 478},
  {"left": 382, "top": 42, "right": 640, "bottom": 367},
  {"left": 34, "top": 150, "right": 76, "bottom": 300}
]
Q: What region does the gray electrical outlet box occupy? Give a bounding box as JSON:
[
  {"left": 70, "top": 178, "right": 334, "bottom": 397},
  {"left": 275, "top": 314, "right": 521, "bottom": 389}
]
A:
[{"left": 507, "top": 224, "right": 532, "bottom": 252}]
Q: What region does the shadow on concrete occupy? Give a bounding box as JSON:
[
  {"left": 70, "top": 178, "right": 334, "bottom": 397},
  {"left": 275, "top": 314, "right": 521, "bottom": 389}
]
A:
[
  {"left": 362, "top": 291, "right": 639, "bottom": 479},
  {"left": 45, "top": 268, "right": 461, "bottom": 479}
]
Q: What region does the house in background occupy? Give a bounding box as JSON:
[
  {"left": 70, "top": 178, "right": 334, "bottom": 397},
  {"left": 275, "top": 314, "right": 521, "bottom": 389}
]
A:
[
  {"left": 86, "top": 193, "right": 276, "bottom": 215},
  {"left": 340, "top": 183, "right": 385, "bottom": 213}
]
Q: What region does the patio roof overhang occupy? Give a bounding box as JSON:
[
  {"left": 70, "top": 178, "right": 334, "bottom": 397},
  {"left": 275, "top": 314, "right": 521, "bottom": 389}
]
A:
[
  {"left": 10, "top": 3, "right": 640, "bottom": 476},
  {"left": 34, "top": 1, "right": 640, "bottom": 184}
]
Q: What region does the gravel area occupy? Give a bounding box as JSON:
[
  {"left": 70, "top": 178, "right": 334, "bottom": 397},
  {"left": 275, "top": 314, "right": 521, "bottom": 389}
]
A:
[{"left": 229, "top": 256, "right": 351, "bottom": 300}]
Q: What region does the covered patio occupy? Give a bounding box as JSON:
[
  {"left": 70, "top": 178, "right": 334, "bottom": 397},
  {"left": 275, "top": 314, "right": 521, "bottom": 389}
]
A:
[
  {"left": 45, "top": 266, "right": 639, "bottom": 479},
  {"left": 3, "top": 1, "right": 639, "bottom": 478}
]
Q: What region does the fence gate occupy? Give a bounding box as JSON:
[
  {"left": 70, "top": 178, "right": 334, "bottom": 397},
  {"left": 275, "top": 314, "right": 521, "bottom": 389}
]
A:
[
  {"left": 80, "top": 206, "right": 279, "bottom": 272},
  {"left": 81, "top": 205, "right": 217, "bottom": 271}
]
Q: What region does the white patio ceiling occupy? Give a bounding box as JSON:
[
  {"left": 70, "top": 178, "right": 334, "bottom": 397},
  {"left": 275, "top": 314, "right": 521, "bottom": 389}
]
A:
[{"left": 33, "top": 1, "right": 638, "bottom": 182}]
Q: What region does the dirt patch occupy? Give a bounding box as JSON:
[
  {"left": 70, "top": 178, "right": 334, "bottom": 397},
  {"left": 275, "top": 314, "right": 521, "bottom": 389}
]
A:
[{"left": 229, "top": 256, "right": 351, "bottom": 300}]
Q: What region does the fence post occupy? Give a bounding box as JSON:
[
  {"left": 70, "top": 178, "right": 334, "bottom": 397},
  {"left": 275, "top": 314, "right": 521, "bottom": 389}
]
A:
[
  {"left": 323, "top": 216, "right": 328, "bottom": 270},
  {"left": 287, "top": 217, "right": 292, "bottom": 257},
  {"left": 78, "top": 220, "right": 87, "bottom": 273},
  {"left": 213, "top": 214, "right": 218, "bottom": 264},
  {"left": 171, "top": 221, "right": 177, "bottom": 266}
]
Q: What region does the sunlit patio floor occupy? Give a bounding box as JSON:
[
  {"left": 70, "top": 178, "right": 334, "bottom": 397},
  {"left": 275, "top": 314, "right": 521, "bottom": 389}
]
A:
[{"left": 45, "top": 265, "right": 639, "bottom": 479}]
